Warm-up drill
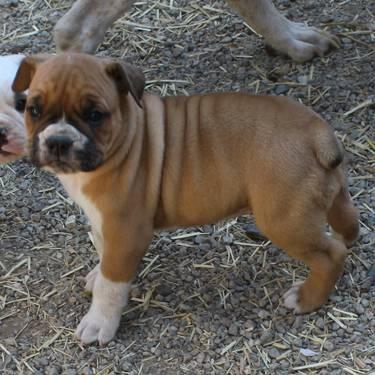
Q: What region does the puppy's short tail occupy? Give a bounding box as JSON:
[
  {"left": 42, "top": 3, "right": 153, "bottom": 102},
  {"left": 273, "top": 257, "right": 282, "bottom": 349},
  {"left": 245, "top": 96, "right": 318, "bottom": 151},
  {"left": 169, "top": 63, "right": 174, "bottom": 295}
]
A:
[{"left": 313, "top": 120, "right": 344, "bottom": 170}]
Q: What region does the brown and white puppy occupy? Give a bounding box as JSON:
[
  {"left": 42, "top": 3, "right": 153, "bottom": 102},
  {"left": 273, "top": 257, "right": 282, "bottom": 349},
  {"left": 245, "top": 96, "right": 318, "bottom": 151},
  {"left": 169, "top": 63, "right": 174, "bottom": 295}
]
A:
[
  {"left": 13, "top": 53, "right": 358, "bottom": 345},
  {"left": 54, "top": 0, "right": 339, "bottom": 63},
  {"left": 0, "top": 55, "right": 27, "bottom": 163}
]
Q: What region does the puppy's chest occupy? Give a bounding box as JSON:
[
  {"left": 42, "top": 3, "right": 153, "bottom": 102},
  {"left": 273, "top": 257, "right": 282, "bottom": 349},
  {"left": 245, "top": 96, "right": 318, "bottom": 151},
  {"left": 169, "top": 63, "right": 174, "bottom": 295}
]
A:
[{"left": 58, "top": 174, "right": 102, "bottom": 234}]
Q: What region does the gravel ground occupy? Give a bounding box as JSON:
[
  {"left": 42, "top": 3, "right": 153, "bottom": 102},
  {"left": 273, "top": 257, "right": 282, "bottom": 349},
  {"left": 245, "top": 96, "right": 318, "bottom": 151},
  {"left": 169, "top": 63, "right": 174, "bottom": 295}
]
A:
[{"left": 0, "top": 0, "right": 374, "bottom": 374}]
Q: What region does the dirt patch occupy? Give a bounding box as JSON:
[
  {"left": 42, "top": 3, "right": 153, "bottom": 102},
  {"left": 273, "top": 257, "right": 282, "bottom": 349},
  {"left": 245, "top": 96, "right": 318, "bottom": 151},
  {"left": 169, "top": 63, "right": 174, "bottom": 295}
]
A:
[{"left": 0, "top": 0, "right": 374, "bottom": 374}]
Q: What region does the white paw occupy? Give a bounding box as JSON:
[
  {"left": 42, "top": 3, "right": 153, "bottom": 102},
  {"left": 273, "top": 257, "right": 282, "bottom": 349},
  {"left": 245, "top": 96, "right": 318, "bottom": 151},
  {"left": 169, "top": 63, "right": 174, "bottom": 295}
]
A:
[
  {"left": 76, "top": 270, "right": 131, "bottom": 345},
  {"left": 75, "top": 304, "right": 121, "bottom": 345},
  {"left": 283, "top": 281, "right": 304, "bottom": 313},
  {"left": 85, "top": 264, "right": 100, "bottom": 293},
  {"left": 281, "top": 21, "right": 339, "bottom": 62}
]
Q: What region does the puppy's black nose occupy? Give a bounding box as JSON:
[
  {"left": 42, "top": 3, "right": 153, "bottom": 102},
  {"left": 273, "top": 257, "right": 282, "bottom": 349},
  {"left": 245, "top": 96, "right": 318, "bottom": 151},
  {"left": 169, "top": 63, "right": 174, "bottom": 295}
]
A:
[{"left": 46, "top": 135, "right": 73, "bottom": 157}]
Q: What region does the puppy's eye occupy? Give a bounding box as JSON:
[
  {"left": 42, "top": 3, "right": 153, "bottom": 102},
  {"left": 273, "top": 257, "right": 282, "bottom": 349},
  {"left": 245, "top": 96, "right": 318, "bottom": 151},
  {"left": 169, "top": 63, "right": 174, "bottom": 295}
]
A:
[
  {"left": 85, "top": 110, "right": 107, "bottom": 126},
  {"left": 14, "top": 95, "right": 27, "bottom": 112},
  {"left": 27, "top": 105, "right": 41, "bottom": 119}
]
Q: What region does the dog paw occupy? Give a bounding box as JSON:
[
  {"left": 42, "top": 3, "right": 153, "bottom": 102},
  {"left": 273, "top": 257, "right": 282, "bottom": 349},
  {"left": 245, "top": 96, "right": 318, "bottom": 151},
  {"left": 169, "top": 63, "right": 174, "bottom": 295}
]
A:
[
  {"left": 84, "top": 264, "right": 100, "bottom": 293},
  {"left": 278, "top": 21, "right": 340, "bottom": 62},
  {"left": 283, "top": 281, "right": 304, "bottom": 313},
  {"left": 75, "top": 305, "right": 121, "bottom": 345}
]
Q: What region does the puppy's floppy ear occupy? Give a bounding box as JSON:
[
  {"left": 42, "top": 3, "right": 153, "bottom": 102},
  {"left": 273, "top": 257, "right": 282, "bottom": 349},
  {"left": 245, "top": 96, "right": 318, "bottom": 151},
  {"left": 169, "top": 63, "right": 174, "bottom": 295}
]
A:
[
  {"left": 105, "top": 60, "right": 145, "bottom": 108},
  {"left": 12, "top": 54, "right": 51, "bottom": 92}
]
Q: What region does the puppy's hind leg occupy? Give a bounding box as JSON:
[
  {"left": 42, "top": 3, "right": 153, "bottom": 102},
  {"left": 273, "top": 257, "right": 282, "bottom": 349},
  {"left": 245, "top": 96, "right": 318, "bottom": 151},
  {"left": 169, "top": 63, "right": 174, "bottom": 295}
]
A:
[
  {"left": 328, "top": 186, "right": 359, "bottom": 247},
  {"left": 282, "top": 235, "right": 348, "bottom": 313},
  {"left": 253, "top": 199, "right": 348, "bottom": 313}
]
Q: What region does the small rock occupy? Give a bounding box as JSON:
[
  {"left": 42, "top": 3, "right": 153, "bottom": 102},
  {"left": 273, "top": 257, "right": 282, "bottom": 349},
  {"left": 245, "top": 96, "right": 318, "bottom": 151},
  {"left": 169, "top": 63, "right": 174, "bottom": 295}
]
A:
[
  {"left": 221, "top": 36, "right": 232, "bottom": 43},
  {"left": 268, "top": 348, "right": 280, "bottom": 359},
  {"left": 46, "top": 367, "right": 61, "bottom": 375},
  {"left": 222, "top": 233, "right": 233, "bottom": 245},
  {"left": 196, "top": 352, "right": 205, "bottom": 363},
  {"left": 244, "top": 320, "right": 255, "bottom": 331},
  {"left": 65, "top": 215, "right": 76, "bottom": 229},
  {"left": 315, "top": 317, "right": 325, "bottom": 329},
  {"left": 259, "top": 330, "right": 273, "bottom": 344},
  {"left": 80, "top": 367, "right": 93, "bottom": 375},
  {"left": 297, "top": 75, "right": 309, "bottom": 85},
  {"left": 274, "top": 84, "right": 289, "bottom": 95},
  {"left": 68, "top": 296, "right": 76, "bottom": 304},
  {"left": 31, "top": 213, "right": 41, "bottom": 222},
  {"left": 194, "top": 234, "right": 208, "bottom": 244},
  {"left": 38, "top": 357, "right": 49, "bottom": 366},
  {"left": 341, "top": 38, "right": 352, "bottom": 44},
  {"left": 198, "top": 243, "right": 211, "bottom": 251},
  {"left": 228, "top": 323, "right": 238, "bottom": 336},
  {"left": 323, "top": 340, "right": 335, "bottom": 351},
  {"left": 355, "top": 304, "right": 365, "bottom": 314}
]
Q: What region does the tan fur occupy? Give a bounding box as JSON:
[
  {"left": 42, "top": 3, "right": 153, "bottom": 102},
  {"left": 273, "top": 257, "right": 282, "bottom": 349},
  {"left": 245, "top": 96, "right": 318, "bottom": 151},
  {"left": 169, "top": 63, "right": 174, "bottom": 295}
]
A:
[
  {"left": 13, "top": 54, "right": 359, "bottom": 343},
  {"left": 54, "top": 0, "right": 339, "bottom": 63}
]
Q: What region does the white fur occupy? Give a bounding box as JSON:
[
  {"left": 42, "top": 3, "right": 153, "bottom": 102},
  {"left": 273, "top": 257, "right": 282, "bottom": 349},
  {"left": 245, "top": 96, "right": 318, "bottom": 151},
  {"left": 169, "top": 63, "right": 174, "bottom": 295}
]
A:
[
  {"left": 59, "top": 173, "right": 102, "bottom": 235},
  {"left": 283, "top": 281, "right": 303, "bottom": 313},
  {"left": 279, "top": 20, "right": 335, "bottom": 63},
  {"left": 59, "top": 172, "right": 103, "bottom": 264},
  {"left": 59, "top": 173, "right": 103, "bottom": 294},
  {"left": 0, "top": 55, "right": 27, "bottom": 162},
  {"left": 0, "top": 55, "right": 24, "bottom": 94},
  {"left": 37, "top": 121, "right": 89, "bottom": 162},
  {"left": 85, "top": 263, "right": 100, "bottom": 293},
  {"left": 75, "top": 269, "right": 131, "bottom": 345}
]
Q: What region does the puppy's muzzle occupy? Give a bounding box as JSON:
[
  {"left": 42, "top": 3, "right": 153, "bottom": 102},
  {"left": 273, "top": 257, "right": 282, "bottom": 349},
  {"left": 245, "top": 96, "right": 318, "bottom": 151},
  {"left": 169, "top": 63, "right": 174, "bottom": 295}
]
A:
[
  {"left": 35, "top": 122, "right": 103, "bottom": 173},
  {"left": 45, "top": 135, "right": 73, "bottom": 158}
]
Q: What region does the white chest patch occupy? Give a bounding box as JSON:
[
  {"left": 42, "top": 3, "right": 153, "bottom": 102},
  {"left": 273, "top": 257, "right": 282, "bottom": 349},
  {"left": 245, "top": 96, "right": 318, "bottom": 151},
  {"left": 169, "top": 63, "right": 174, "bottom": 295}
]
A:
[{"left": 58, "top": 173, "right": 102, "bottom": 237}]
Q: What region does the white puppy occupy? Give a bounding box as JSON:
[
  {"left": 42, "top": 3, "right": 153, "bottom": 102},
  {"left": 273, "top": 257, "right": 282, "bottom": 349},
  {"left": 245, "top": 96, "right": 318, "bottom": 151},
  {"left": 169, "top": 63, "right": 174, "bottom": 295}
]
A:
[{"left": 0, "top": 55, "right": 27, "bottom": 163}]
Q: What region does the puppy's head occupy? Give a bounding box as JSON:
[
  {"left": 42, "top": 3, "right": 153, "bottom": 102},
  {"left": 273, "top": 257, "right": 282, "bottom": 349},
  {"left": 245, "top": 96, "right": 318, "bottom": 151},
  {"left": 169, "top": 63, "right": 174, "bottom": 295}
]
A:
[
  {"left": 12, "top": 53, "right": 145, "bottom": 174},
  {"left": 0, "top": 54, "right": 27, "bottom": 163}
]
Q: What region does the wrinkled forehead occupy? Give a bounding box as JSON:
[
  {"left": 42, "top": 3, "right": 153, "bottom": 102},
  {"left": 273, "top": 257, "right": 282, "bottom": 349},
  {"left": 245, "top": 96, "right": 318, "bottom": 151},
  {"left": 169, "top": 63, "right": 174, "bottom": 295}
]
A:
[{"left": 29, "top": 56, "right": 117, "bottom": 109}]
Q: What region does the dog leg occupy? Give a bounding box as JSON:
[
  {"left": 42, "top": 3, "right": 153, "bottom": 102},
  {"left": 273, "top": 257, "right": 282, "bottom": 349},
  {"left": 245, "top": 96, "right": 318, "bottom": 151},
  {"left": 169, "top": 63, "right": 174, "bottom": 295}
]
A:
[
  {"left": 226, "top": 0, "right": 340, "bottom": 62},
  {"left": 54, "top": 0, "right": 136, "bottom": 53},
  {"left": 76, "top": 269, "right": 130, "bottom": 345},
  {"left": 282, "top": 236, "right": 348, "bottom": 313},
  {"left": 84, "top": 228, "right": 104, "bottom": 293},
  {"left": 84, "top": 264, "right": 100, "bottom": 294},
  {"left": 328, "top": 187, "right": 359, "bottom": 247},
  {"left": 75, "top": 218, "right": 153, "bottom": 345},
  {"left": 252, "top": 186, "right": 351, "bottom": 313}
]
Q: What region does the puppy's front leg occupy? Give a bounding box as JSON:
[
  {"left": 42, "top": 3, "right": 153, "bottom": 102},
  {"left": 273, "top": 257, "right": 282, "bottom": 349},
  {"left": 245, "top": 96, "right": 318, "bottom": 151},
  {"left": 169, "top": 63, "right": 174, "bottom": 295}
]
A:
[
  {"left": 84, "top": 228, "right": 103, "bottom": 293},
  {"left": 76, "top": 218, "right": 153, "bottom": 345},
  {"left": 226, "top": 0, "right": 339, "bottom": 62},
  {"left": 54, "top": 0, "right": 136, "bottom": 53}
]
